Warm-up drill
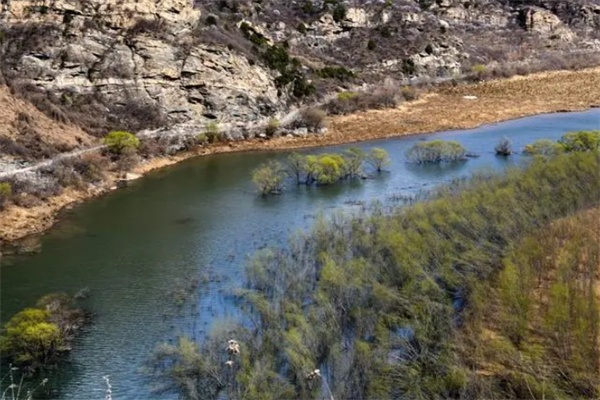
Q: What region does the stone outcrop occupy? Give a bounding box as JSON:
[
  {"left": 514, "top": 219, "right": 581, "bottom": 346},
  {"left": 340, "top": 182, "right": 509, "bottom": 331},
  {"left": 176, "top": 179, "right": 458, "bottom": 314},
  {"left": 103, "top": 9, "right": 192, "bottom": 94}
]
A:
[
  {"left": 1, "top": 0, "right": 598, "bottom": 142},
  {"left": 1, "top": 0, "right": 282, "bottom": 132},
  {"left": 519, "top": 6, "right": 575, "bottom": 41}
]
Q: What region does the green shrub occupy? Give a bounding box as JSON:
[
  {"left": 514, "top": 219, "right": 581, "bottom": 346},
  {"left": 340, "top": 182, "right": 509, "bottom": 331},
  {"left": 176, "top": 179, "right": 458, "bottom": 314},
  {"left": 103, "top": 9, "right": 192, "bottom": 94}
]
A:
[
  {"left": 205, "top": 122, "right": 221, "bottom": 143},
  {"left": 297, "top": 22, "right": 308, "bottom": 34},
  {"left": 336, "top": 91, "right": 359, "bottom": 102},
  {"left": 406, "top": 140, "right": 467, "bottom": 163},
  {"left": 0, "top": 309, "right": 62, "bottom": 368},
  {"left": 317, "top": 66, "right": 354, "bottom": 81},
  {"left": 558, "top": 130, "right": 600, "bottom": 152},
  {"left": 366, "top": 148, "right": 391, "bottom": 172},
  {"left": 311, "top": 153, "right": 346, "bottom": 185},
  {"left": 103, "top": 131, "right": 140, "bottom": 155},
  {"left": 342, "top": 148, "right": 365, "bottom": 178},
  {"left": 205, "top": 14, "right": 218, "bottom": 26},
  {"left": 332, "top": 3, "right": 347, "bottom": 22},
  {"left": 265, "top": 118, "right": 280, "bottom": 137},
  {"left": 523, "top": 139, "right": 564, "bottom": 157},
  {"left": 0, "top": 181, "right": 12, "bottom": 208},
  {"left": 471, "top": 64, "right": 488, "bottom": 80},
  {"left": 252, "top": 160, "right": 285, "bottom": 196}
]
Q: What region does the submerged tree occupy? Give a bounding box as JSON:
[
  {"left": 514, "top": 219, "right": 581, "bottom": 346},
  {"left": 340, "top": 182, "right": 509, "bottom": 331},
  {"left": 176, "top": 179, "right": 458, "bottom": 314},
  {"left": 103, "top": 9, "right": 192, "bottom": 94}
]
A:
[
  {"left": 406, "top": 140, "right": 467, "bottom": 164},
  {"left": 523, "top": 139, "right": 564, "bottom": 157},
  {"left": 342, "top": 148, "right": 365, "bottom": 179},
  {"left": 366, "top": 147, "right": 391, "bottom": 172},
  {"left": 494, "top": 137, "right": 513, "bottom": 156},
  {"left": 252, "top": 160, "right": 285, "bottom": 196}
]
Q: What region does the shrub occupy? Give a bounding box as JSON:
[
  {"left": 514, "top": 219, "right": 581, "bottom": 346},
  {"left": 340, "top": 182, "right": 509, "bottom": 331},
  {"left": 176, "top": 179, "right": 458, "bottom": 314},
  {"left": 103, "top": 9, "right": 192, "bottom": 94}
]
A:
[
  {"left": 115, "top": 147, "right": 141, "bottom": 172},
  {"left": 337, "top": 91, "right": 358, "bottom": 102},
  {"left": 471, "top": 64, "right": 488, "bottom": 80},
  {"left": 310, "top": 154, "right": 346, "bottom": 185},
  {"left": 252, "top": 160, "right": 285, "bottom": 196},
  {"left": 558, "top": 130, "right": 600, "bottom": 152},
  {"left": 366, "top": 148, "right": 391, "bottom": 172},
  {"left": 317, "top": 66, "right": 354, "bottom": 81},
  {"left": 127, "top": 18, "right": 167, "bottom": 38},
  {"left": 0, "top": 181, "right": 12, "bottom": 209},
  {"left": 205, "top": 15, "right": 218, "bottom": 26},
  {"left": 297, "top": 22, "right": 308, "bottom": 34},
  {"left": 342, "top": 148, "right": 365, "bottom": 178},
  {"left": 0, "top": 293, "right": 87, "bottom": 372},
  {"left": 205, "top": 122, "right": 222, "bottom": 143},
  {"left": 296, "top": 108, "right": 326, "bottom": 132},
  {"left": 265, "top": 118, "right": 280, "bottom": 137},
  {"left": 367, "top": 39, "right": 377, "bottom": 51},
  {"left": 103, "top": 131, "right": 140, "bottom": 155},
  {"left": 523, "top": 139, "right": 564, "bottom": 157},
  {"left": 401, "top": 86, "right": 419, "bottom": 101},
  {"left": 332, "top": 3, "right": 347, "bottom": 22},
  {"left": 495, "top": 137, "right": 513, "bottom": 156},
  {"left": 46, "top": 160, "right": 85, "bottom": 189},
  {"left": 406, "top": 140, "right": 467, "bottom": 163},
  {"left": 0, "top": 308, "right": 62, "bottom": 369}
]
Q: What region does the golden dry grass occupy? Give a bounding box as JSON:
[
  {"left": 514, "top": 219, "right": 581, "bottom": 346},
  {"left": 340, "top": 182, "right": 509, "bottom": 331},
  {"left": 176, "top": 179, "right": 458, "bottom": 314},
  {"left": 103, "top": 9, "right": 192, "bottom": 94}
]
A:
[{"left": 0, "top": 86, "right": 97, "bottom": 151}]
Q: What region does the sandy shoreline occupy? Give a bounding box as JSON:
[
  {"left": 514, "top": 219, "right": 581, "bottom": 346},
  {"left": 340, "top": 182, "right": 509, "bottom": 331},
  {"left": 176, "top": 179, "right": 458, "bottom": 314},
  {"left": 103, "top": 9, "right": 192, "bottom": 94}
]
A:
[{"left": 1, "top": 67, "right": 599, "bottom": 245}]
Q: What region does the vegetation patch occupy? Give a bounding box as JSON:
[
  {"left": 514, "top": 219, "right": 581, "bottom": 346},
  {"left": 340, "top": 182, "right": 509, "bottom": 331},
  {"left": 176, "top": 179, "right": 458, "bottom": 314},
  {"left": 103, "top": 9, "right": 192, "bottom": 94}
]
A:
[
  {"left": 251, "top": 147, "right": 390, "bottom": 195},
  {"left": 154, "top": 151, "right": 600, "bottom": 399},
  {"left": 0, "top": 292, "right": 88, "bottom": 374},
  {"left": 406, "top": 139, "right": 467, "bottom": 163}
]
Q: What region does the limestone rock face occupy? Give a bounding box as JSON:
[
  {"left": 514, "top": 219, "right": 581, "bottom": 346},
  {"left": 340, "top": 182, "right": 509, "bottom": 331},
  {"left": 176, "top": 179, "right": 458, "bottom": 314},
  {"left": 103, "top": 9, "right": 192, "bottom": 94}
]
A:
[
  {"left": 519, "top": 6, "right": 575, "bottom": 41},
  {"left": 5, "top": 0, "right": 200, "bottom": 28},
  {"left": 1, "top": 0, "right": 282, "bottom": 131}
]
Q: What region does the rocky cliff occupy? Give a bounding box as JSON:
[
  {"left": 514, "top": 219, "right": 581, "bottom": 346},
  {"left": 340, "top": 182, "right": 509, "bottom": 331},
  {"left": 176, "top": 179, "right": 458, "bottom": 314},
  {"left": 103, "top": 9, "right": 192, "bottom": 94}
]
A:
[{"left": 1, "top": 0, "right": 599, "bottom": 147}]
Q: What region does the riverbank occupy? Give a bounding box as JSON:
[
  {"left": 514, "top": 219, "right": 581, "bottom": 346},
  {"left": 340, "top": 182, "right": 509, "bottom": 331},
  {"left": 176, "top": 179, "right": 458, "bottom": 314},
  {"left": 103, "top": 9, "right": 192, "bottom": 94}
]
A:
[{"left": 1, "top": 67, "right": 599, "bottom": 244}]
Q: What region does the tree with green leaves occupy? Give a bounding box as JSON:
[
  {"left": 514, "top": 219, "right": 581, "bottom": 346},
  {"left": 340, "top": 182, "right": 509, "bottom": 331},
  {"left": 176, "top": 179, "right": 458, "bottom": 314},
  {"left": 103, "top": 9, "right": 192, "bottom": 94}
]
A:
[
  {"left": 0, "top": 181, "right": 12, "bottom": 209},
  {"left": 523, "top": 139, "right": 564, "bottom": 157},
  {"left": 366, "top": 148, "right": 390, "bottom": 172},
  {"left": 342, "top": 148, "right": 365, "bottom": 178},
  {"left": 252, "top": 160, "right": 285, "bottom": 196},
  {"left": 558, "top": 130, "right": 600, "bottom": 152},
  {"left": 103, "top": 131, "right": 140, "bottom": 155},
  {"left": 0, "top": 309, "right": 63, "bottom": 369},
  {"left": 406, "top": 140, "right": 466, "bottom": 163}
]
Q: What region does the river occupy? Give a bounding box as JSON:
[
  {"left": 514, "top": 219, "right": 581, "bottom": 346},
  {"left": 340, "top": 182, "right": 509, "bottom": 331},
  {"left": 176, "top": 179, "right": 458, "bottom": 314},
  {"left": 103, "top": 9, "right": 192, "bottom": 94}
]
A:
[{"left": 1, "top": 109, "right": 598, "bottom": 399}]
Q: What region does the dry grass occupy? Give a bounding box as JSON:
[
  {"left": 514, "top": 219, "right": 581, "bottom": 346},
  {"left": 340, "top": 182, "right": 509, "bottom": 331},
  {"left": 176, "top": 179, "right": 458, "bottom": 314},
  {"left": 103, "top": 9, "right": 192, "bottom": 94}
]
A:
[
  {"left": 326, "top": 67, "right": 600, "bottom": 144},
  {"left": 0, "top": 86, "right": 97, "bottom": 156}
]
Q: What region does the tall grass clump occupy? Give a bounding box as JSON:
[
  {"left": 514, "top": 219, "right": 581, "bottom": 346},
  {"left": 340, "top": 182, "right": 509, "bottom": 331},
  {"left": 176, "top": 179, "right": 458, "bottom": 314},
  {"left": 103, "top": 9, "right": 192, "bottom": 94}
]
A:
[{"left": 406, "top": 140, "right": 467, "bottom": 163}]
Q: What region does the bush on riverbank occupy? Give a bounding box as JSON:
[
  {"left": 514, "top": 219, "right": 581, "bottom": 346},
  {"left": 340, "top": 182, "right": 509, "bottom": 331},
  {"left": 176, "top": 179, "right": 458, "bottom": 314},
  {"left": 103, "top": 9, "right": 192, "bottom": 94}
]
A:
[
  {"left": 406, "top": 139, "right": 467, "bottom": 163},
  {"left": 0, "top": 293, "right": 87, "bottom": 373},
  {"left": 324, "top": 84, "right": 420, "bottom": 115},
  {"left": 524, "top": 130, "right": 600, "bottom": 156},
  {"left": 103, "top": 131, "right": 140, "bottom": 155},
  {"left": 558, "top": 130, "right": 600, "bottom": 152},
  {"left": 157, "top": 151, "right": 600, "bottom": 399},
  {"left": 0, "top": 182, "right": 12, "bottom": 209}
]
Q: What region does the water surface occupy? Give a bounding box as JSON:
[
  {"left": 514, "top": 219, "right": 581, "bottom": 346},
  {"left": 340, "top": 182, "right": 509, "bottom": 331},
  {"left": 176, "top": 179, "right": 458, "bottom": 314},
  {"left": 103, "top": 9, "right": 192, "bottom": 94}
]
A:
[{"left": 1, "top": 109, "right": 598, "bottom": 398}]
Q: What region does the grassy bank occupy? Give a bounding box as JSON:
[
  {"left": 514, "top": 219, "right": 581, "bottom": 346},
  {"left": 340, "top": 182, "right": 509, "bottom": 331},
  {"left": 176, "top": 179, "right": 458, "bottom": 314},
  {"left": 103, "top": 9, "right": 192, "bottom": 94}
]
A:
[
  {"left": 153, "top": 151, "right": 600, "bottom": 399},
  {"left": 1, "top": 67, "right": 599, "bottom": 243}
]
